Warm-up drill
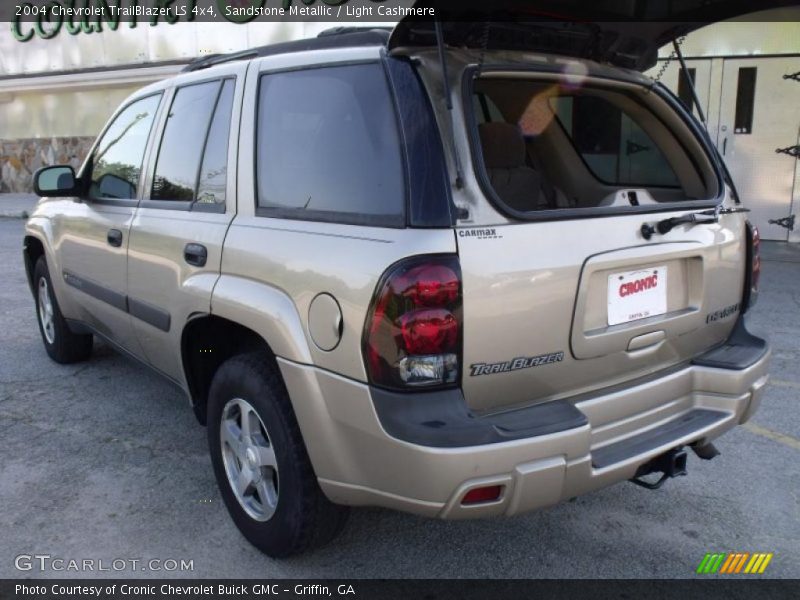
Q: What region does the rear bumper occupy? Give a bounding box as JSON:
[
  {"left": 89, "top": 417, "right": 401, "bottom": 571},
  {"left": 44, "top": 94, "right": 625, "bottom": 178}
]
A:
[{"left": 278, "top": 325, "right": 770, "bottom": 519}]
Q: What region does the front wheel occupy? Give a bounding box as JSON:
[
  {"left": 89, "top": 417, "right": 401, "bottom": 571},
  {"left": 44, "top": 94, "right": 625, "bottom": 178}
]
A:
[
  {"left": 207, "top": 352, "right": 349, "bottom": 557},
  {"left": 33, "top": 257, "right": 93, "bottom": 364}
]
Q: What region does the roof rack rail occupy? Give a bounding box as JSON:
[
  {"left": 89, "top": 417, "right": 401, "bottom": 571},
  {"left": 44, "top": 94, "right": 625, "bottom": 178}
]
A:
[
  {"left": 181, "top": 28, "right": 391, "bottom": 73},
  {"left": 317, "top": 26, "right": 392, "bottom": 38},
  {"left": 182, "top": 50, "right": 259, "bottom": 73}
]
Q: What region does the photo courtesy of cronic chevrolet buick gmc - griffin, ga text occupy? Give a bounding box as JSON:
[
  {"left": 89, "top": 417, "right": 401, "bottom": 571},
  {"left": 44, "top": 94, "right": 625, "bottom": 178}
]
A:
[{"left": 23, "top": 2, "right": 775, "bottom": 557}]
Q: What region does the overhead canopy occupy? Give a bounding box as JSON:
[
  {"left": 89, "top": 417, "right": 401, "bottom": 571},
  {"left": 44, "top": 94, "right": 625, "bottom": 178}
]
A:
[{"left": 389, "top": 0, "right": 800, "bottom": 70}]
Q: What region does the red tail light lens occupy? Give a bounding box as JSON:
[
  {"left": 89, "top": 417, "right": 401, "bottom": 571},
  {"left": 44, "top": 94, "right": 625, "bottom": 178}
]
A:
[
  {"left": 400, "top": 264, "right": 460, "bottom": 307},
  {"left": 462, "top": 485, "right": 503, "bottom": 505},
  {"left": 400, "top": 309, "right": 458, "bottom": 355},
  {"left": 744, "top": 220, "right": 760, "bottom": 311},
  {"left": 364, "top": 255, "right": 462, "bottom": 390}
]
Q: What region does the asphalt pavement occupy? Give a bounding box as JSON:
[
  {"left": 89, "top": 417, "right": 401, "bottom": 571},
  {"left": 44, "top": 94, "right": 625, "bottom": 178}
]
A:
[
  {"left": 0, "top": 216, "right": 798, "bottom": 579},
  {"left": 0, "top": 194, "right": 37, "bottom": 218}
]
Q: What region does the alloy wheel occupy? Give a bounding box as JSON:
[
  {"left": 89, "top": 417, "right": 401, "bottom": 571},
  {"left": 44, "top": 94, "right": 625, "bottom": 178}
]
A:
[
  {"left": 38, "top": 277, "right": 55, "bottom": 344},
  {"left": 220, "top": 397, "right": 279, "bottom": 522}
]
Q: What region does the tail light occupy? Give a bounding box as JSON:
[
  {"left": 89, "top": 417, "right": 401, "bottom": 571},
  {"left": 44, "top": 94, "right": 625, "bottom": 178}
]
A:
[
  {"left": 363, "top": 255, "right": 462, "bottom": 390},
  {"left": 461, "top": 485, "right": 503, "bottom": 505},
  {"left": 743, "top": 220, "right": 761, "bottom": 312}
]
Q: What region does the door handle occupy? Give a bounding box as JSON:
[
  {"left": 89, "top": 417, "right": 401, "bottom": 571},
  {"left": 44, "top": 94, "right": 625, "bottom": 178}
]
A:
[
  {"left": 722, "top": 137, "right": 727, "bottom": 156},
  {"left": 107, "top": 229, "right": 123, "bottom": 247},
  {"left": 184, "top": 243, "right": 207, "bottom": 267}
]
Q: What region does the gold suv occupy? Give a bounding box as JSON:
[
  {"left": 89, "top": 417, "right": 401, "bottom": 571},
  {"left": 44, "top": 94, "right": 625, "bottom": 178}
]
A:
[{"left": 24, "top": 14, "right": 771, "bottom": 557}]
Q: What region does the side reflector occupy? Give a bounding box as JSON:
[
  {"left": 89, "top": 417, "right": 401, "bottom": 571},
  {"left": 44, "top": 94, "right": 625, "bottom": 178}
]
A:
[{"left": 461, "top": 485, "right": 503, "bottom": 505}]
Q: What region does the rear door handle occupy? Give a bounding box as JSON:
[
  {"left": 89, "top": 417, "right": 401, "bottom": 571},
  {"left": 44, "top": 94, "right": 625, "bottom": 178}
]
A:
[
  {"left": 184, "top": 243, "right": 207, "bottom": 267},
  {"left": 107, "top": 229, "right": 123, "bottom": 247}
]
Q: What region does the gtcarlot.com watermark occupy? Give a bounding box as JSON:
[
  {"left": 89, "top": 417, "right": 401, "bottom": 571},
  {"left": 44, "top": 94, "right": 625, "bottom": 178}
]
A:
[{"left": 15, "top": 554, "right": 194, "bottom": 573}]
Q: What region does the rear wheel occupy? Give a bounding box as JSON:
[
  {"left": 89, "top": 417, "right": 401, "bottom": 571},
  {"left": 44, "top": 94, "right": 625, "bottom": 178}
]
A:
[
  {"left": 207, "top": 352, "right": 348, "bottom": 557},
  {"left": 33, "top": 257, "right": 93, "bottom": 364}
]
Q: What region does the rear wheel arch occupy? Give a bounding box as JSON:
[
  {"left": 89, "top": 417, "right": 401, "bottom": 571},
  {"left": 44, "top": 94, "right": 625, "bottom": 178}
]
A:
[{"left": 181, "top": 315, "right": 278, "bottom": 425}]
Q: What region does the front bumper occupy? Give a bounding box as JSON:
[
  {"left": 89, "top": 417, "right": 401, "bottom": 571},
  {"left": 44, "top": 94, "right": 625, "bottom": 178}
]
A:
[{"left": 278, "top": 324, "right": 770, "bottom": 519}]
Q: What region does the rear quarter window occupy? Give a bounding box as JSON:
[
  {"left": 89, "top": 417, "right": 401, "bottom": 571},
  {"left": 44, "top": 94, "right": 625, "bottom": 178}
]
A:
[
  {"left": 255, "top": 63, "right": 406, "bottom": 227},
  {"left": 149, "top": 78, "right": 235, "bottom": 210}
]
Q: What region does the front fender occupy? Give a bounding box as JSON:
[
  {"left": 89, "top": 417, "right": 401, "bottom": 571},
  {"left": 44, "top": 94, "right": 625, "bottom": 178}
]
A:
[{"left": 23, "top": 216, "right": 58, "bottom": 293}]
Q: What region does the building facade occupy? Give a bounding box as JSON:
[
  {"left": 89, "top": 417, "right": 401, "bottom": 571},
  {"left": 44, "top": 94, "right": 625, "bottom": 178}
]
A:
[
  {"left": 0, "top": 20, "right": 335, "bottom": 193},
  {"left": 1, "top": 12, "right": 798, "bottom": 240}
]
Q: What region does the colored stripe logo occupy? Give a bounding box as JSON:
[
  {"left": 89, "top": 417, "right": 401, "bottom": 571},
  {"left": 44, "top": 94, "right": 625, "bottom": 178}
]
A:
[{"left": 696, "top": 552, "right": 774, "bottom": 574}]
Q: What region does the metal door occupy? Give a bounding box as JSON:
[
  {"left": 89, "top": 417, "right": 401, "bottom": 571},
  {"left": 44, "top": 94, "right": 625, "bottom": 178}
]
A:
[
  {"left": 717, "top": 57, "right": 800, "bottom": 241},
  {"left": 655, "top": 58, "right": 713, "bottom": 123},
  {"left": 126, "top": 64, "right": 246, "bottom": 384}
]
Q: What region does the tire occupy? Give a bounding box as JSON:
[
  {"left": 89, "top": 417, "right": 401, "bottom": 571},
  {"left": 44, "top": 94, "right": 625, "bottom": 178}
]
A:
[
  {"left": 207, "top": 352, "right": 349, "bottom": 557},
  {"left": 33, "top": 256, "right": 93, "bottom": 364}
]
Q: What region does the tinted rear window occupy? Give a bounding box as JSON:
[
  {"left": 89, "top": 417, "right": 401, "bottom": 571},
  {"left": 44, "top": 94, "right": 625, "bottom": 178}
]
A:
[
  {"left": 255, "top": 64, "right": 405, "bottom": 227},
  {"left": 196, "top": 79, "right": 235, "bottom": 206},
  {"left": 151, "top": 80, "right": 221, "bottom": 202}
]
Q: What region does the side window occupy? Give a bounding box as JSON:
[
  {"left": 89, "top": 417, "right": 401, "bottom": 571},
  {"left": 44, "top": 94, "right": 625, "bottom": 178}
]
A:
[
  {"left": 196, "top": 79, "right": 235, "bottom": 206},
  {"left": 151, "top": 79, "right": 234, "bottom": 207},
  {"left": 89, "top": 94, "right": 161, "bottom": 200},
  {"left": 550, "top": 95, "right": 680, "bottom": 188},
  {"left": 256, "top": 64, "right": 405, "bottom": 227}
]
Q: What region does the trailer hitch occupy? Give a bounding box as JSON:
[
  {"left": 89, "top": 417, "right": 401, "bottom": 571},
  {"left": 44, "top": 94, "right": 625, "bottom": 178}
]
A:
[{"left": 629, "top": 448, "right": 688, "bottom": 490}]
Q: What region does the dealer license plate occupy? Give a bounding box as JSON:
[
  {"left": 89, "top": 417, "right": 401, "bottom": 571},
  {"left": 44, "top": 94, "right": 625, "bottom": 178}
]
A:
[{"left": 607, "top": 266, "right": 668, "bottom": 326}]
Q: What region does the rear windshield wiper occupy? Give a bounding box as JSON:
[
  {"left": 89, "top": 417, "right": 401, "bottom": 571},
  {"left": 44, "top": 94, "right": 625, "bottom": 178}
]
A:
[{"left": 641, "top": 206, "right": 750, "bottom": 240}]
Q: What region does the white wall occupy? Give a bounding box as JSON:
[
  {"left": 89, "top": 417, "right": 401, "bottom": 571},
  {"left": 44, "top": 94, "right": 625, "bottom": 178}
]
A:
[
  {"left": 0, "top": 20, "right": 384, "bottom": 138},
  {"left": 657, "top": 8, "right": 800, "bottom": 58},
  {"left": 1, "top": 21, "right": 306, "bottom": 76}
]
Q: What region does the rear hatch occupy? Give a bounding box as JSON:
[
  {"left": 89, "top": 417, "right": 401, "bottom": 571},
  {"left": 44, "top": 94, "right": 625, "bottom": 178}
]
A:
[
  {"left": 453, "top": 71, "right": 750, "bottom": 413},
  {"left": 386, "top": 1, "right": 787, "bottom": 413},
  {"left": 389, "top": 0, "right": 799, "bottom": 71},
  {"left": 456, "top": 209, "right": 748, "bottom": 413}
]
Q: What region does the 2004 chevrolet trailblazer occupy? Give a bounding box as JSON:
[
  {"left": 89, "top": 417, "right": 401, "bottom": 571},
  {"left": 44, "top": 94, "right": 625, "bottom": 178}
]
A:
[{"left": 23, "top": 5, "right": 773, "bottom": 557}]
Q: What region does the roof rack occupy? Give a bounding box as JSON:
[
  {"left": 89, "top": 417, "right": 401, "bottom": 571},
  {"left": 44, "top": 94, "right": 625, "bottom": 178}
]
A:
[
  {"left": 317, "top": 26, "right": 391, "bottom": 38},
  {"left": 182, "top": 28, "right": 391, "bottom": 73}
]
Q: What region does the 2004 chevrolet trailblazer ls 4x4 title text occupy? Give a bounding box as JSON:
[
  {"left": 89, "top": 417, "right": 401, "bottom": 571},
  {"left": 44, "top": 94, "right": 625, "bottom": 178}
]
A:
[{"left": 23, "top": 1, "right": 776, "bottom": 557}]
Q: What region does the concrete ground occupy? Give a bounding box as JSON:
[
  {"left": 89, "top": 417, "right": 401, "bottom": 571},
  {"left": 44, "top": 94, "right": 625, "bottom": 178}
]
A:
[
  {"left": 0, "top": 216, "right": 797, "bottom": 579},
  {"left": 0, "top": 194, "right": 37, "bottom": 218}
]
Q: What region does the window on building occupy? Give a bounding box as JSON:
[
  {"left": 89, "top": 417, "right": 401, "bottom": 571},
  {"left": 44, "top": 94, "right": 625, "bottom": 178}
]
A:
[
  {"left": 734, "top": 67, "right": 757, "bottom": 134},
  {"left": 550, "top": 95, "right": 680, "bottom": 187},
  {"left": 151, "top": 80, "right": 222, "bottom": 202},
  {"left": 255, "top": 64, "right": 405, "bottom": 227},
  {"left": 677, "top": 67, "right": 697, "bottom": 114},
  {"left": 89, "top": 94, "right": 161, "bottom": 200}
]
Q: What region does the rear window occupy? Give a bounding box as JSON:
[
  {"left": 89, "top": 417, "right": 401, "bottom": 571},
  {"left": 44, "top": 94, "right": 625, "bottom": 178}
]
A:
[
  {"left": 255, "top": 64, "right": 405, "bottom": 227},
  {"left": 471, "top": 76, "right": 715, "bottom": 216},
  {"left": 150, "top": 78, "right": 235, "bottom": 209}
]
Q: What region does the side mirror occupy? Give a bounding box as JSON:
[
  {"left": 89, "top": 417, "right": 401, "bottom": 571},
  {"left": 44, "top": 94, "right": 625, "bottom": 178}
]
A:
[{"left": 33, "top": 166, "right": 79, "bottom": 197}]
